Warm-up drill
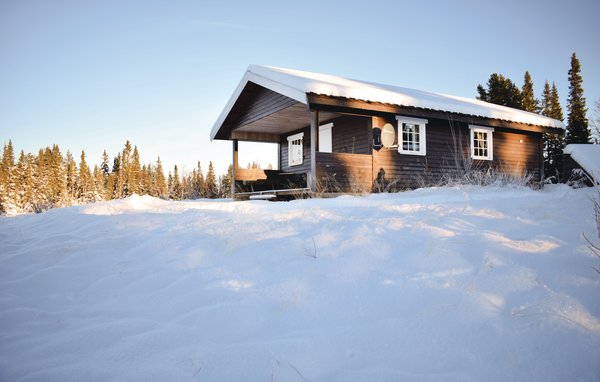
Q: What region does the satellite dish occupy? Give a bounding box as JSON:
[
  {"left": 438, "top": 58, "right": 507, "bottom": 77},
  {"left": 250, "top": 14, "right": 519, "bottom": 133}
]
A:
[{"left": 381, "top": 123, "right": 395, "bottom": 148}]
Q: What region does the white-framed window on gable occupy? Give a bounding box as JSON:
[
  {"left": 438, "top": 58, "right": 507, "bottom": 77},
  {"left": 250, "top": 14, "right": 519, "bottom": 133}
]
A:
[
  {"left": 396, "top": 116, "right": 428, "bottom": 156},
  {"left": 287, "top": 132, "right": 304, "bottom": 166},
  {"left": 469, "top": 125, "right": 494, "bottom": 160}
]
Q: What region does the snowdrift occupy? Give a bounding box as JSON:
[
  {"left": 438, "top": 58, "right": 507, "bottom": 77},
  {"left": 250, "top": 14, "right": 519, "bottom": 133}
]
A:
[{"left": 1, "top": 186, "right": 599, "bottom": 381}]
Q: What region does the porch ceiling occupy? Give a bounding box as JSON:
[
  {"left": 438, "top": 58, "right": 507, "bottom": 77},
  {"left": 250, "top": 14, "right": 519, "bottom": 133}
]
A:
[{"left": 234, "top": 102, "right": 339, "bottom": 136}]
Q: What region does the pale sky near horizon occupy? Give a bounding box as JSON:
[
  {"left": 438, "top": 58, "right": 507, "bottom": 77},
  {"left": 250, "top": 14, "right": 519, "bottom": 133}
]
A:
[{"left": 2, "top": 0, "right": 599, "bottom": 176}]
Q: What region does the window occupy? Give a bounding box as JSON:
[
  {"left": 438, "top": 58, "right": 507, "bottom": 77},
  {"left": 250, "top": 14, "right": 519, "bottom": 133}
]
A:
[
  {"left": 469, "top": 125, "right": 494, "bottom": 160},
  {"left": 396, "top": 116, "right": 428, "bottom": 156},
  {"left": 287, "top": 132, "right": 304, "bottom": 166},
  {"left": 319, "top": 123, "right": 333, "bottom": 153}
]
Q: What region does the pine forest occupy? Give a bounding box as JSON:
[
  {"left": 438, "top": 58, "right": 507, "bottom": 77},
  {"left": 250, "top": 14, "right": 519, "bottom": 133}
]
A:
[{"left": 0, "top": 140, "right": 233, "bottom": 215}]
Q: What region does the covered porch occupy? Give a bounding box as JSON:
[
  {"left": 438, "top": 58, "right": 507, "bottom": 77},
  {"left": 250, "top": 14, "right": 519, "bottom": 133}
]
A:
[{"left": 214, "top": 81, "right": 375, "bottom": 199}]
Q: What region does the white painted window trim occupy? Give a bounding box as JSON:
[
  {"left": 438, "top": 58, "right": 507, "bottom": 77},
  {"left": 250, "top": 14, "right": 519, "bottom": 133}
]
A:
[
  {"left": 319, "top": 123, "right": 333, "bottom": 153},
  {"left": 469, "top": 125, "right": 494, "bottom": 161},
  {"left": 287, "top": 132, "right": 304, "bottom": 166},
  {"left": 396, "top": 116, "right": 428, "bottom": 156}
]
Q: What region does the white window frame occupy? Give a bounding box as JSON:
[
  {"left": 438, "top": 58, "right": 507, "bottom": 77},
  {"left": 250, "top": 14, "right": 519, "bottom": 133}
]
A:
[
  {"left": 319, "top": 123, "right": 333, "bottom": 153},
  {"left": 396, "top": 116, "right": 428, "bottom": 156},
  {"left": 469, "top": 125, "right": 494, "bottom": 161},
  {"left": 287, "top": 132, "right": 304, "bottom": 166}
]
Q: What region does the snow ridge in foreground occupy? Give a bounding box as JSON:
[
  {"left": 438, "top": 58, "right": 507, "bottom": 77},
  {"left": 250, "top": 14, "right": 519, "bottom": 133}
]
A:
[{"left": 0, "top": 185, "right": 599, "bottom": 381}]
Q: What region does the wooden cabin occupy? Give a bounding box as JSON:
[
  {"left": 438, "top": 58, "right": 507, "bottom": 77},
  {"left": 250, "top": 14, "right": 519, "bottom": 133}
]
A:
[{"left": 210, "top": 65, "right": 565, "bottom": 199}]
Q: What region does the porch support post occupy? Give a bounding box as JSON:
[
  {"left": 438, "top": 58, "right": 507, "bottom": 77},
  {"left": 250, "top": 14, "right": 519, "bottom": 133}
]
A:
[
  {"left": 232, "top": 139, "right": 238, "bottom": 198},
  {"left": 310, "top": 109, "right": 319, "bottom": 192}
]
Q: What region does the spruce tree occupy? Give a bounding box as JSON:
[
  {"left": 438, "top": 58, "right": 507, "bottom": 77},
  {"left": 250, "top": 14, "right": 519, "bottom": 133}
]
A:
[
  {"left": 0, "top": 140, "right": 14, "bottom": 186},
  {"left": 101, "top": 150, "right": 110, "bottom": 175},
  {"left": 0, "top": 141, "right": 16, "bottom": 214},
  {"left": 155, "top": 157, "right": 167, "bottom": 198},
  {"left": 549, "top": 83, "right": 564, "bottom": 121},
  {"left": 130, "top": 146, "right": 141, "bottom": 195},
  {"left": 477, "top": 73, "right": 523, "bottom": 109},
  {"left": 167, "top": 172, "right": 173, "bottom": 198},
  {"left": 93, "top": 165, "right": 104, "bottom": 200},
  {"left": 540, "top": 81, "right": 551, "bottom": 116},
  {"left": 35, "top": 148, "right": 51, "bottom": 210},
  {"left": 195, "top": 161, "right": 205, "bottom": 198},
  {"left": 140, "top": 164, "right": 150, "bottom": 195},
  {"left": 521, "top": 71, "right": 539, "bottom": 113},
  {"left": 112, "top": 153, "right": 123, "bottom": 199},
  {"left": 24, "top": 154, "right": 36, "bottom": 212},
  {"left": 205, "top": 161, "right": 217, "bottom": 199},
  {"left": 65, "top": 151, "right": 78, "bottom": 201},
  {"left": 77, "top": 150, "right": 95, "bottom": 203},
  {"left": 566, "top": 53, "right": 590, "bottom": 144},
  {"left": 181, "top": 173, "right": 191, "bottom": 199},
  {"left": 121, "top": 141, "right": 133, "bottom": 196},
  {"left": 170, "top": 165, "right": 182, "bottom": 200},
  {"left": 106, "top": 173, "right": 116, "bottom": 201},
  {"left": 47, "top": 145, "right": 66, "bottom": 207},
  {"left": 541, "top": 81, "right": 565, "bottom": 181},
  {"left": 100, "top": 149, "right": 110, "bottom": 198},
  {"left": 221, "top": 164, "right": 233, "bottom": 198},
  {"left": 14, "top": 150, "right": 28, "bottom": 213}
]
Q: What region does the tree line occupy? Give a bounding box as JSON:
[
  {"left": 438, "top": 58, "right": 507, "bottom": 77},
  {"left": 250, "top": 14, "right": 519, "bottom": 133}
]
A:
[
  {"left": 0, "top": 140, "right": 233, "bottom": 215},
  {"left": 2, "top": 52, "right": 596, "bottom": 215},
  {"left": 476, "top": 52, "right": 593, "bottom": 181}
]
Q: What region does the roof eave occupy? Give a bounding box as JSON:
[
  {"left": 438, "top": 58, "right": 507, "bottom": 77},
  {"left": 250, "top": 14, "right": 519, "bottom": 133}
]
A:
[
  {"left": 306, "top": 93, "right": 565, "bottom": 134},
  {"left": 209, "top": 68, "right": 307, "bottom": 141}
]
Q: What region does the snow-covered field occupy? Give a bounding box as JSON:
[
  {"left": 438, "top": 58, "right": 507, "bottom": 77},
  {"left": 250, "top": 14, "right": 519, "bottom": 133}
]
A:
[{"left": 1, "top": 185, "right": 599, "bottom": 381}]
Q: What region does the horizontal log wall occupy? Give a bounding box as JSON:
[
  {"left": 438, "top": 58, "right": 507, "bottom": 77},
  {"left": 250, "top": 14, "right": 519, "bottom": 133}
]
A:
[
  {"left": 331, "top": 115, "right": 371, "bottom": 154},
  {"left": 493, "top": 130, "right": 541, "bottom": 180},
  {"left": 279, "top": 114, "right": 372, "bottom": 173},
  {"left": 372, "top": 116, "right": 543, "bottom": 190},
  {"left": 224, "top": 82, "right": 297, "bottom": 131},
  {"left": 315, "top": 152, "right": 373, "bottom": 192},
  {"left": 280, "top": 126, "right": 311, "bottom": 173},
  {"left": 372, "top": 116, "right": 462, "bottom": 189},
  {"left": 278, "top": 113, "right": 543, "bottom": 192}
]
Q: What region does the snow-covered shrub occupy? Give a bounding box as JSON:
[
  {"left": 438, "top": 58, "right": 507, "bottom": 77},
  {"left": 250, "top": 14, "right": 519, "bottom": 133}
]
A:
[{"left": 566, "top": 168, "right": 594, "bottom": 188}]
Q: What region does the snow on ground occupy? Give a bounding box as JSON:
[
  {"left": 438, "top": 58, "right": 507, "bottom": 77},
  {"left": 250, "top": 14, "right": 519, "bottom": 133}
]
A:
[{"left": 1, "top": 185, "right": 599, "bottom": 381}]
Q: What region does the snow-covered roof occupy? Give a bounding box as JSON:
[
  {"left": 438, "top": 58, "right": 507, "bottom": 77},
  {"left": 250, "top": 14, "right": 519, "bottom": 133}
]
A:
[
  {"left": 210, "top": 65, "right": 565, "bottom": 140},
  {"left": 564, "top": 144, "right": 600, "bottom": 180}
]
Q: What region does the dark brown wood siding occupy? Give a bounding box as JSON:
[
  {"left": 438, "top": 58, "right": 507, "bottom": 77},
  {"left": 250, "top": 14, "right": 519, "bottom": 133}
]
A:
[
  {"left": 278, "top": 113, "right": 543, "bottom": 192},
  {"left": 492, "top": 130, "right": 541, "bottom": 180},
  {"left": 330, "top": 115, "right": 371, "bottom": 154},
  {"left": 279, "top": 114, "right": 372, "bottom": 174},
  {"left": 280, "top": 127, "right": 311, "bottom": 174},
  {"left": 315, "top": 152, "right": 373, "bottom": 192},
  {"left": 372, "top": 116, "right": 543, "bottom": 190},
  {"left": 221, "top": 82, "right": 297, "bottom": 135}
]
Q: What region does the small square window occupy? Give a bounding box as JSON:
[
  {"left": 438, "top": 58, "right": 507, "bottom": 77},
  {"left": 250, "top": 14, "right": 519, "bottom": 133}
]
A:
[
  {"left": 469, "top": 125, "right": 494, "bottom": 160},
  {"left": 396, "top": 116, "right": 428, "bottom": 156}
]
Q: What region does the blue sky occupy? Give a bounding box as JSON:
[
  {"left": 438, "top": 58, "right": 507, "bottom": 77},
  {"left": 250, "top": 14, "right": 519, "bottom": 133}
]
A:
[{"left": 2, "top": 0, "right": 599, "bottom": 176}]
